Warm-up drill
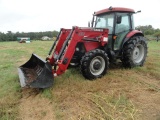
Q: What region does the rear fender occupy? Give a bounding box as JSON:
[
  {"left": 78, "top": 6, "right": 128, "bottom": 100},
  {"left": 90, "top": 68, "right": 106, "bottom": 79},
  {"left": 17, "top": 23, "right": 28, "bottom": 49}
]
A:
[{"left": 122, "top": 30, "right": 144, "bottom": 47}]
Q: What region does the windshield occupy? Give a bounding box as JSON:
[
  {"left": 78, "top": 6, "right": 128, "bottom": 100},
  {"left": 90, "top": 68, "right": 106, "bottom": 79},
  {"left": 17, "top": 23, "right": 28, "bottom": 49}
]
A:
[{"left": 95, "top": 14, "right": 114, "bottom": 34}]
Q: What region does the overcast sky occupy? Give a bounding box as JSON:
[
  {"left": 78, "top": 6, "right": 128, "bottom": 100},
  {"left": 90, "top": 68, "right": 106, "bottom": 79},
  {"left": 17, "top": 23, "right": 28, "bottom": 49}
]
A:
[{"left": 0, "top": 0, "right": 159, "bottom": 33}]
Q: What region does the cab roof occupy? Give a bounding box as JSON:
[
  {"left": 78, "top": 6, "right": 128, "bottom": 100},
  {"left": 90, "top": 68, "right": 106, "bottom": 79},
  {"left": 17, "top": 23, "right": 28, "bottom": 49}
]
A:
[{"left": 95, "top": 7, "right": 135, "bottom": 15}]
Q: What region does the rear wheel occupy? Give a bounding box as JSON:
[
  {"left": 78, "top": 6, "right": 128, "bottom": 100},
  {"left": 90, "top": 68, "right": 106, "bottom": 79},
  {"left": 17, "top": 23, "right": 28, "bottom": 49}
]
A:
[
  {"left": 80, "top": 49, "right": 109, "bottom": 79},
  {"left": 121, "top": 36, "right": 148, "bottom": 68}
]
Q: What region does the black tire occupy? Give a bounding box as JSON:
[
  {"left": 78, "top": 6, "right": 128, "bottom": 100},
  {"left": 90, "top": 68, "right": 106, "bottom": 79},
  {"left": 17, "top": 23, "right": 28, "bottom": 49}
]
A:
[
  {"left": 80, "top": 49, "right": 109, "bottom": 79},
  {"left": 121, "top": 36, "right": 148, "bottom": 68}
]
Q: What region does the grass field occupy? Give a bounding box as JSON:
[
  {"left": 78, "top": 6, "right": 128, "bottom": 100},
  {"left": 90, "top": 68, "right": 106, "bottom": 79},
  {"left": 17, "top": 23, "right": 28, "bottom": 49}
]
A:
[{"left": 0, "top": 40, "right": 160, "bottom": 120}]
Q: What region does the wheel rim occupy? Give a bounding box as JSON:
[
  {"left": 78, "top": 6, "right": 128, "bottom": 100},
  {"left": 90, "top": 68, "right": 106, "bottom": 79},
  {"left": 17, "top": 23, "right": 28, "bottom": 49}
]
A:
[
  {"left": 90, "top": 56, "right": 105, "bottom": 76},
  {"left": 132, "top": 44, "right": 145, "bottom": 63}
]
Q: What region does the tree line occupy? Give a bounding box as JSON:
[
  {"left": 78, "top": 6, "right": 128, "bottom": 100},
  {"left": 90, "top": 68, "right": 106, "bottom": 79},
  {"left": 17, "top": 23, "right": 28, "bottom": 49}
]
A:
[
  {"left": 0, "top": 25, "right": 160, "bottom": 42},
  {"left": 0, "top": 30, "right": 59, "bottom": 42},
  {"left": 135, "top": 25, "right": 160, "bottom": 37}
]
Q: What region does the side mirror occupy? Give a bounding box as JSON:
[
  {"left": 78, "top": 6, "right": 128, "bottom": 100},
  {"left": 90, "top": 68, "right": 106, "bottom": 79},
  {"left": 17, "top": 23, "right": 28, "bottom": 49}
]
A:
[
  {"left": 117, "top": 16, "right": 122, "bottom": 24},
  {"left": 135, "top": 10, "right": 141, "bottom": 14}
]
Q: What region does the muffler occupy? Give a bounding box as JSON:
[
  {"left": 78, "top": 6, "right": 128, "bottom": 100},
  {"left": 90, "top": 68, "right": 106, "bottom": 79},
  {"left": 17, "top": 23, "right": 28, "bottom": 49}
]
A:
[{"left": 18, "top": 54, "right": 54, "bottom": 88}]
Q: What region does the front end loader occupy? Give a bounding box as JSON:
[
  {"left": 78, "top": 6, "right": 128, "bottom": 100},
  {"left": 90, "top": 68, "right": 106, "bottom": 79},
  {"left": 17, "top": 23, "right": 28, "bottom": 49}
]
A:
[
  {"left": 18, "top": 7, "right": 148, "bottom": 88},
  {"left": 18, "top": 27, "right": 109, "bottom": 88}
]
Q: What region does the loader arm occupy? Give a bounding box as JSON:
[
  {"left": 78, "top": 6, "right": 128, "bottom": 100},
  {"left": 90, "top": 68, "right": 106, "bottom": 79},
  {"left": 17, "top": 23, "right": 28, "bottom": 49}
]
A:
[
  {"left": 47, "top": 29, "right": 71, "bottom": 65},
  {"left": 51, "top": 26, "right": 109, "bottom": 76}
]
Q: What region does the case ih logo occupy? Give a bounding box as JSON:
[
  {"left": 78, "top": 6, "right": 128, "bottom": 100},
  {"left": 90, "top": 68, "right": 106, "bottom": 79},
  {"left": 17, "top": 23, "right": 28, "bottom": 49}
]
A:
[{"left": 93, "top": 29, "right": 103, "bottom": 31}]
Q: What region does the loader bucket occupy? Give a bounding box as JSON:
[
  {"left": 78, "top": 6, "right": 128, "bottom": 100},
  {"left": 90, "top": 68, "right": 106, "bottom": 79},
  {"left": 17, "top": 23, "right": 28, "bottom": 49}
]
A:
[{"left": 18, "top": 54, "right": 54, "bottom": 88}]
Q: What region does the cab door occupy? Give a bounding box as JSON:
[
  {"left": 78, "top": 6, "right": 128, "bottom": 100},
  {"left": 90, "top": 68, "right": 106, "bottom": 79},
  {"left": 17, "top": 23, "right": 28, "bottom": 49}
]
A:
[{"left": 114, "top": 13, "right": 131, "bottom": 50}]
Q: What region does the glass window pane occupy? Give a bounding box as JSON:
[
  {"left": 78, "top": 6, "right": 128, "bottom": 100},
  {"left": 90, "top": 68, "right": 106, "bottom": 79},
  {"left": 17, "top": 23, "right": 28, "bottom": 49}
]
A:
[
  {"left": 115, "top": 14, "right": 130, "bottom": 34},
  {"left": 95, "top": 14, "right": 114, "bottom": 34}
]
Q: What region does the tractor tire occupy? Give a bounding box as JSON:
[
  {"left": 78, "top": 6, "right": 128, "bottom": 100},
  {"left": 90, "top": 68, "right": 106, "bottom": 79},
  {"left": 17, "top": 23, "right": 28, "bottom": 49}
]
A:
[
  {"left": 121, "top": 36, "right": 148, "bottom": 68},
  {"left": 80, "top": 49, "right": 109, "bottom": 80}
]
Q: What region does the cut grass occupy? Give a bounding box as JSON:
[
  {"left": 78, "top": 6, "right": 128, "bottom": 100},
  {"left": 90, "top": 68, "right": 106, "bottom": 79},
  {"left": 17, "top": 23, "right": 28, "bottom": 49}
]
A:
[
  {"left": 0, "top": 40, "right": 160, "bottom": 119},
  {"left": 85, "top": 92, "right": 138, "bottom": 120},
  {"left": 41, "top": 88, "right": 53, "bottom": 100}
]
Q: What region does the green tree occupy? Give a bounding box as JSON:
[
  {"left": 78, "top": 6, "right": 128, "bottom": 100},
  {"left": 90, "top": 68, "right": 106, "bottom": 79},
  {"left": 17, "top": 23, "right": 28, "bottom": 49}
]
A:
[
  {"left": 6, "top": 31, "right": 14, "bottom": 41},
  {"left": 135, "top": 25, "right": 155, "bottom": 35},
  {"left": 153, "top": 31, "right": 160, "bottom": 37}
]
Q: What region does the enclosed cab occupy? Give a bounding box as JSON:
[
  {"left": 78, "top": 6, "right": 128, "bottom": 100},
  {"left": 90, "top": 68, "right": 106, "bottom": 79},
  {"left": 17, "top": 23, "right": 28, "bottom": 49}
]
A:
[{"left": 91, "top": 7, "right": 146, "bottom": 63}]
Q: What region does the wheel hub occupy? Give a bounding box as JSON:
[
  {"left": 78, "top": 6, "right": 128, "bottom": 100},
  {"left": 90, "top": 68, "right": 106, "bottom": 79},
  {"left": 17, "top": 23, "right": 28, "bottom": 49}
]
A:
[
  {"left": 132, "top": 44, "right": 145, "bottom": 63},
  {"left": 93, "top": 62, "right": 101, "bottom": 70},
  {"left": 133, "top": 47, "right": 140, "bottom": 59},
  {"left": 90, "top": 56, "right": 105, "bottom": 76}
]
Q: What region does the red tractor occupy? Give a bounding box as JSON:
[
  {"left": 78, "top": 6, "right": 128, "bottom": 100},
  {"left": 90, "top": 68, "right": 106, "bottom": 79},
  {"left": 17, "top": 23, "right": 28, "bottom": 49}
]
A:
[{"left": 18, "top": 7, "right": 148, "bottom": 88}]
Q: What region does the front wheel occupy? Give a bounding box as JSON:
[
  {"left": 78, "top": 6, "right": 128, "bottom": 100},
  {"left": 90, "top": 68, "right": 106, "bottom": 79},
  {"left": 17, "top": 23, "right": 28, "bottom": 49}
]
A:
[
  {"left": 121, "top": 36, "right": 148, "bottom": 68},
  {"left": 80, "top": 49, "right": 109, "bottom": 80}
]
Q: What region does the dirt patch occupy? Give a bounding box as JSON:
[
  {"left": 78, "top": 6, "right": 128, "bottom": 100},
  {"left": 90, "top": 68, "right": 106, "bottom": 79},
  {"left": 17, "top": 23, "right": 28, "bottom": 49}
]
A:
[{"left": 19, "top": 89, "right": 56, "bottom": 120}]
